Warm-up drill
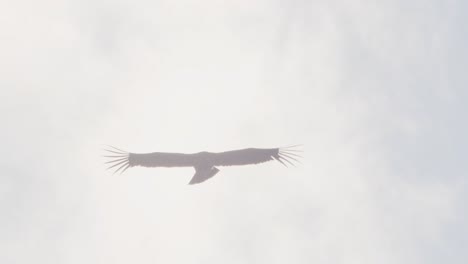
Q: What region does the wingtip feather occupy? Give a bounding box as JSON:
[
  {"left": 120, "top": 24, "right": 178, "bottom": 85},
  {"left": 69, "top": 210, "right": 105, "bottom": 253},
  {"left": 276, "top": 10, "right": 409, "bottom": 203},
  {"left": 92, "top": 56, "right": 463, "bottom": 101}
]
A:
[{"left": 103, "top": 146, "right": 131, "bottom": 174}]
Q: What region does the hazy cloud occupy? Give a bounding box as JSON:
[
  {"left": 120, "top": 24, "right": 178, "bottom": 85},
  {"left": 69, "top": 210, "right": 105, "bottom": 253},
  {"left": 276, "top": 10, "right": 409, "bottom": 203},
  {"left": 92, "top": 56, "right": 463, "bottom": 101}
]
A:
[{"left": 1, "top": 0, "right": 467, "bottom": 263}]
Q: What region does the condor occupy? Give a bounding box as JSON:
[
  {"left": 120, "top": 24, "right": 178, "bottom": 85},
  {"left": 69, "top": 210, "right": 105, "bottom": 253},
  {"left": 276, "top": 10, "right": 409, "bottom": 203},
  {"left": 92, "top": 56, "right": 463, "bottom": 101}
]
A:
[{"left": 104, "top": 145, "right": 301, "bottom": 185}]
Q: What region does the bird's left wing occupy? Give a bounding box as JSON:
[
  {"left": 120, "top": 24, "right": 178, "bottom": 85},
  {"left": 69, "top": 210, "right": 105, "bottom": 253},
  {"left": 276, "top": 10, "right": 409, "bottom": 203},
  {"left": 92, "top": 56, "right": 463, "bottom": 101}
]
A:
[{"left": 212, "top": 147, "right": 301, "bottom": 167}]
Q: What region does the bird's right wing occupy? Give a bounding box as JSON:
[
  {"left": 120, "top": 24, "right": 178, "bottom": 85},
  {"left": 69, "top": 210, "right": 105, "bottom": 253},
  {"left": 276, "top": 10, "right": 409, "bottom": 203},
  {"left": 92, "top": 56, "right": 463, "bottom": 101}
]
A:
[{"left": 104, "top": 146, "right": 195, "bottom": 174}]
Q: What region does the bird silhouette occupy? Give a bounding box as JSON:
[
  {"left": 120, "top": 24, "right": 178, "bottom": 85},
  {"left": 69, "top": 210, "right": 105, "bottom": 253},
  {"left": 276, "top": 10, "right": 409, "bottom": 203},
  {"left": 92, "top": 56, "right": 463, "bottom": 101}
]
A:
[{"left": 104, "top": 145, "right": 301, "bottom": 184}]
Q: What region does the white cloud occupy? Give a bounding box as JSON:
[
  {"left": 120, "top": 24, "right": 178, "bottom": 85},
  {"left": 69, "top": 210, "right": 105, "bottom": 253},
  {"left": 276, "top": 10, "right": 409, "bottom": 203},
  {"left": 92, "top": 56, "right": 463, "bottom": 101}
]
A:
[{"left": 1, "top": 0, "right": 467, "bottom": 263}]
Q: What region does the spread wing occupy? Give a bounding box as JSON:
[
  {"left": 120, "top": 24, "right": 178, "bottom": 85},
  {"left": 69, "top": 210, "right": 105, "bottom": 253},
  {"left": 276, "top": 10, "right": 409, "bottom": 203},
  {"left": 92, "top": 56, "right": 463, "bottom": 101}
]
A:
[
  {"left": 103, "top": 146, "right": 196, "bottom": 174},
  {"left": 211, "top": 146, "right": 301, "bottom": 167}
]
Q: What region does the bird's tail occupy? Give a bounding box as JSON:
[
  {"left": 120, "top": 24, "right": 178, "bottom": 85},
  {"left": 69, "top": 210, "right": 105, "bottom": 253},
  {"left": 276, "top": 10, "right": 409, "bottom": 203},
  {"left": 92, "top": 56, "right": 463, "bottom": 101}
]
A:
[
  {"left": 103, "top": 145, "right": 131, "bottom": 174},
  {"left": 273, "top": 144, "right": 303, "bottom": 167}
]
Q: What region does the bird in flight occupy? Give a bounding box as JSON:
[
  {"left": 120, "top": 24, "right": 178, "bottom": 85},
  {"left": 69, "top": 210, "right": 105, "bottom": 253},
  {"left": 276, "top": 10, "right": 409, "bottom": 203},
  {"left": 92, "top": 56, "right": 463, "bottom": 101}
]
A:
[{"left": 104, "top": 145, "right": 302, "bottom": 184}]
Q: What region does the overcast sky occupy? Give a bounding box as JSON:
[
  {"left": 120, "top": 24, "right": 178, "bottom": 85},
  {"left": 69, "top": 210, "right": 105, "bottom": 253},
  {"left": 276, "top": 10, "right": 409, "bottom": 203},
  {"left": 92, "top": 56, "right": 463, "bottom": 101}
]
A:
[{"left": 1, "top": 0, "right": 467, "bottom": 263}]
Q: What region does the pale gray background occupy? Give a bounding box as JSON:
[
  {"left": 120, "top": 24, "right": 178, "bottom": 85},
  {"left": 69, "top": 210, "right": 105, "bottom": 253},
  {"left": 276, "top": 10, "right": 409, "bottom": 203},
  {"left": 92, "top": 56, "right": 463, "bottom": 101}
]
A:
[{"left": 1, "top": 0, "right": 467, "bottom": 263}]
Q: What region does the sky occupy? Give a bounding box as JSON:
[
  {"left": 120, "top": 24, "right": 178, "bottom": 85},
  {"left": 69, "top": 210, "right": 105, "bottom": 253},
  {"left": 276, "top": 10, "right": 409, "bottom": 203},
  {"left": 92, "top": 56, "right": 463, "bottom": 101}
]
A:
[{"left": 1, "top": 0, "right": 467, "bottom": 263}]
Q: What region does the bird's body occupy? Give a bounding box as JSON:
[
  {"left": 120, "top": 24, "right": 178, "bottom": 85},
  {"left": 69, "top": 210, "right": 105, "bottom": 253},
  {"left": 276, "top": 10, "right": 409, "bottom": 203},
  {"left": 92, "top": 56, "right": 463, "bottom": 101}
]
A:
[{"left": 104, "top": 146, "right": 301, "bottom": 184}]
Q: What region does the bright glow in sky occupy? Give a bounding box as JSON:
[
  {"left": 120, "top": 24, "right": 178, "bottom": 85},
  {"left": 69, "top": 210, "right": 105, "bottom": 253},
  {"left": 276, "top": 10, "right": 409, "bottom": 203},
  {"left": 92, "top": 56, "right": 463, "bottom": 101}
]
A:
[{"left": 1, "top": 0, "right": 467, "bottom": 263}]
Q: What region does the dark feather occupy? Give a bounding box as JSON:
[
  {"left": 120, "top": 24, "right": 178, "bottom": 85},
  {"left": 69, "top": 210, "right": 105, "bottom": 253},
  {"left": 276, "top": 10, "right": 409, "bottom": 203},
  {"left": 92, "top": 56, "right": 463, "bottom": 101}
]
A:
[
  {"left": 129, "top": 152, "right": 196, "bottom": 168},
  {"left": 211, "top": 148, "right": 278, "bottom": 166}
]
